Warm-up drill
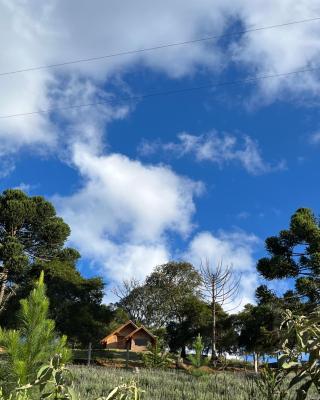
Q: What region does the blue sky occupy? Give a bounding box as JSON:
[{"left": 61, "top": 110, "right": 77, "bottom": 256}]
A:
[{"left": 1, "top": 1, "right": 320, "bottom": 306}]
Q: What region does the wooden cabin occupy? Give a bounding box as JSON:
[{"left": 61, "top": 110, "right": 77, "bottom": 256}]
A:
[{"left": 101, "top": 320, "right": 156, "bottom": 352}]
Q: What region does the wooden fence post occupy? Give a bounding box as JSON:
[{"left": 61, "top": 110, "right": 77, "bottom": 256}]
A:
[
  {"left": 87, "top": 342, "right": 92, "bottom": 366},
  {"left": 126, "top": 348, "right": 129, "bottom": 369}
]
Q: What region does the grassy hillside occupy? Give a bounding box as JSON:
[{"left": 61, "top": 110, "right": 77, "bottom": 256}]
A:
[{"left": 71, "top": 366, "right": 318, "bottom": 400}]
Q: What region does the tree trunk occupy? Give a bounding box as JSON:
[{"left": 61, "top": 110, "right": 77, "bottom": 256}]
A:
[
  {"left": 0, "top": 269, "right": 8, "bottom": 313},
  {"left": 253, "top": 352, "right": 259, "bottom": 373},
  {"left": 180, "top": 346, "right": 186, "bottom": 359},
  {"left": 211, "top": 284, "right": 217, "bottom": 366}
]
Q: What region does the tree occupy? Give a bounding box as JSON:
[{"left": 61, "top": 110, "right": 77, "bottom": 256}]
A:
[
  {"left": 0, "top": 189, "right": 70, "bottom": 313},
  {"left": 115, "top": 261, "right": 202, "bottom": 328},
  {"left": 237, "top": 301, "right": 281, "bottom": 373},
  {"left": 0, "top": 190, "right": 110, "bottom": 346},
  {"left": 199, "top": 261, "right": 241, "bottom": 364},
  {"left": 144, "top": 261, "right": 202, "bottom": 326},
  {"left": 115, "top": 262, "right": 204, "bottom": 357},
  {"left": 113, "top": 278, "right": 154, "bottom": 326},
  {"left": 30, "top": 253, "right": 112, "bottom": 346},
  {"left": 166, "top": 296, "right": 211, "bottom": 357},
  {"left": 187, "top": 334, "right": 208, "bottom": 368},
  {"left": 0, "top": 272, "right": 70, "bottom": 392},
  {"left": 257, "top": 208, "right": 320, "bottom": 306}
]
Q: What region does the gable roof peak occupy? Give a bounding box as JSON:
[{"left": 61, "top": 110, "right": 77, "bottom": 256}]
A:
[{"left": 124, "top": 325, "right": 157, "bottom": 340}]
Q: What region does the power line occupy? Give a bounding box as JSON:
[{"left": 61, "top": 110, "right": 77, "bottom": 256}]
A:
[
  {"left": 0, "top": 65, "right": 319, "bottom": 119},
  {"left": 0, "top": 16, "right": 320, "bottom": 77}
]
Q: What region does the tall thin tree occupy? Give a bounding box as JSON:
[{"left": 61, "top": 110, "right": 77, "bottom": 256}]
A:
[{"left": 199, "top": 260, "right": 241, "bottom": 364}]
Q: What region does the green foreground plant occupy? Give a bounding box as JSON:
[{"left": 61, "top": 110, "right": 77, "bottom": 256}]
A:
[
  {"left": 1, "top": 355, "right": 143, "bottom": 400},
  {"left": 187, "top": 334, "right": 209, "bottom": 369},
  {"left": 0, "top": 272, "right": 70, "bottom": 391},
  {"left": 142, "top": 341, "right": 172, "bottom": 368},
  {"left": 255, "top": 365, "right": 291, "bottom": 400},
  {"left": 279, "top": 308, "right": 320, "bottom": 400},
  {"left": 97, "top": 381, "right": 144, "bottom": 400}
]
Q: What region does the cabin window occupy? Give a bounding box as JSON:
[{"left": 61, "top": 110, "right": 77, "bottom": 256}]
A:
[{"left": 135, "top": 338, "right": 149, "bottom": 346}]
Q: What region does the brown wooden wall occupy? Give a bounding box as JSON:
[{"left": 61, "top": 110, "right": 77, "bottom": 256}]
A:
[
  {"left": 105, "top": 334, "right": 118, "bottom": 349},
  {"left": 130, "top": 331, "right": 153, "bottom": 352}
]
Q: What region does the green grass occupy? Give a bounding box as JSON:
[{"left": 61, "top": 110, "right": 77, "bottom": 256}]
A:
[{"left": 71, "top": 366, "right": 318, "bottom": 400}]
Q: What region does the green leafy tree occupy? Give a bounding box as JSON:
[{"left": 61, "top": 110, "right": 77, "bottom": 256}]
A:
[
  {"left": 117, "top": 262, "right": 202, "bottom": 328},
  {"left": 116, "top": 262, "right": 204, "bottom": 357},
  {"left": 30, "top": 254, "right": 112, "bottom": 346},
  {"left": 257, "top": 208, "right": 320, "bottom": 306},
  {"left": 0, "top": 190, "right": 110, "bottom": 346},
  {"left": 0, "top": 189, "right": 70, "bottom": 313},
  {"left": 166, "top": 296, "right": 211, "bottom": 357},
  {"left": 237, "top": 301, "right": 281, "bottom": 372},
  {"left": 0, "top": 272, "right": 70, "bottom": 391},
  {"left": 144, "top": 262, "right": 202, "bottom": 323}
]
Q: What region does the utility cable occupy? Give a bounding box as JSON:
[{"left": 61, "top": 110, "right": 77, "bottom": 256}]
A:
[{"left": 0, "top": 65, "right": 318, "bottom": 119}]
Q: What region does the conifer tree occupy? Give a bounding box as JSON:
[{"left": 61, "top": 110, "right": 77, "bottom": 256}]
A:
[
  {"left": 187, "top": 334, "right": 208, "bottom": 368},
  {"left": 0, "top": 272, "right": 70, "bottom": 390}
]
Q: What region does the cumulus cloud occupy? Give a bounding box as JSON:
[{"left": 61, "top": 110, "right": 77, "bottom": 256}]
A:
[
  {"left": 139, "top": 131, "right": 286, "bottom": 175},
  {"left": 231, "top": 0, "right": 320, "bottom": 102},
  {"left": 185, "top": 230, "right": 261, "bottom": 309},
  {"left": 0, "top": 0, "right": 229, "bottom": 153},
  {"left": 1, "top": 0, "right": 318, "bottom": 302},
  {"left": 54, "top": 145, "right": 203, "bottom": 287},
  {"left": 1, "top": 0, "right": 320, "bottom": 155}
]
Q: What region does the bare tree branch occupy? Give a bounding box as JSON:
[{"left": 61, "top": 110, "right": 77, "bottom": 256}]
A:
[{"left": 199, "top": 259, "right": 242, "bottom": 364}]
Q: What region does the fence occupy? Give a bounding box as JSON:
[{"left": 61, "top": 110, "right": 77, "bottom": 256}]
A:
[{"left": 72, "top": 345, "right": 143, "bottom": 367}]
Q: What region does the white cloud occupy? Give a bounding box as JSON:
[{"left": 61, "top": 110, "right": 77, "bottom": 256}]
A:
[
  {"left": 139, "top": 131, "right": 286, "bottom": 175},
  {"left": 231, "top": 0, "right": 320, "bottom": 103},
  {"left": 0, "top": 0, "right": 229, "bottom": 154},
  {"left": 54, "top": 145, "right": 203, "bottom": 289},
  {"left": 1, "top": 0, "right": 320, "bottom": 157},
  {"left": 0, "top": 0, "right": 318, "bottom": 304},
  {"left": 309, "top": 131, "right": 320, "bottom": 144},
  {"left": 185, "top": 230, "right": 261, "bottom": 309}
]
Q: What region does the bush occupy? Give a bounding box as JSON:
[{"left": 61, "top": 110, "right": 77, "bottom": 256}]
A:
[
  {"left": 142, "top": 341, "right": 172, "bottom": 369},
  {"left": 0, "top": 272, "right": 70, "bottom": 393},
  {"left": 279, "top": 308, "right": 320, "bottom": 399},
  {"left": 0, "top": 355, "right": 143, "bottom": 400},
  {"left": 187, "top": 334, "right": 209, "bottom": 369}
]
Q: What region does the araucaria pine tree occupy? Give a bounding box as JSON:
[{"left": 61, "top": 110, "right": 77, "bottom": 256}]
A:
[
  {"left": 188, "top": 334, "right": 208, "bottom": 368},
  {"left": 0, "top": 272, "right": 70, "bottom": 389}
]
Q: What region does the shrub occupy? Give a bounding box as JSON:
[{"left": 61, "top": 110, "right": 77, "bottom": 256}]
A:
[
  {"left": 1, "top": 354, "right": 143, "bottom": 400},
  {"left": 0, "top": 272, "right": 71, "bottom": 392},
  {"left": 142, "top": 341, "right": 172, "bottom": 368},
  {"left": 279, "top": 308, "right": 320, "bottom": 400},
  {"left": 255, "top": 365, "right": 290, "bottom": 400},
  {"left": 187, "top": 334, "right": 209, "bottom": 369}
]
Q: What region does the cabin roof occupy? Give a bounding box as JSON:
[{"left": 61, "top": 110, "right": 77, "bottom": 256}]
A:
[
  {"left": 124, "top": 325, "right": 157, "bottom": 340},
  {"left": 101, "top": 320, "right": 138, "bottom": 343}
]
